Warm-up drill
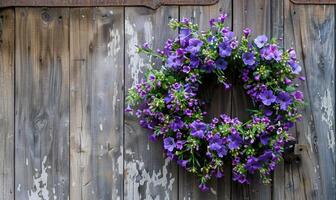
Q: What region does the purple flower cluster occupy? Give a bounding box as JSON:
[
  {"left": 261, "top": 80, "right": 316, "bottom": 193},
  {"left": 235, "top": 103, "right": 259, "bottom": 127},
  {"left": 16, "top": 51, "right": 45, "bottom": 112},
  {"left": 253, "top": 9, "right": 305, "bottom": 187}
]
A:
[{"left": 126, "top": 14, "right": 305, "bottom": 192}]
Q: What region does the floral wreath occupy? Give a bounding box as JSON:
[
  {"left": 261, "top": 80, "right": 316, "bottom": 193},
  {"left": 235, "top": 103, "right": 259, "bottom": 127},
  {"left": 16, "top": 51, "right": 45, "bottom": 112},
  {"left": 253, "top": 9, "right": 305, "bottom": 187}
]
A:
[{"left": 126, "top": 14, "right": 305, "bottom": 191}]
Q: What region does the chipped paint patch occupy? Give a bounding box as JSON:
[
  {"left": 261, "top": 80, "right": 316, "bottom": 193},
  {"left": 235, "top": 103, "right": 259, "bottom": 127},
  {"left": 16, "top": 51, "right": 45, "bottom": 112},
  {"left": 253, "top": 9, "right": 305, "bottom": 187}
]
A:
[
  {"left": 27, "top": 156, "right": 51, "bottom": 200},
  {"left": 124, "top": 149, "right": 175, "bottom": 200},
  {"left": 125, "top": 18, "right": 153, "bottom": 86},
  {"left": 17, "top": 184, "right": 21, "bottom": 192},
  {"left": 320, "top": 89, "right": 335, "bottom": 152}
]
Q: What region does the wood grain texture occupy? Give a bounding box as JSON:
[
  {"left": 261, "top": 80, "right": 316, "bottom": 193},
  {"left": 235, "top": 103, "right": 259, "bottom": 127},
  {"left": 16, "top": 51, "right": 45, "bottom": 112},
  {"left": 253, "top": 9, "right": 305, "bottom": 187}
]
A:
[
  {"left": 69, "top": 7, "right": 124, "bottom": 200},
  {"left": 15, "top": 8, "right": 70, "bottom": 200},
  {"left": 270, "top": 1, "right": 287, "bottom": 200},
  {"left": 0, "top": 8, "right": 14, "bottom": 200},
  {"left": 232, "top": 0, "right": 272, "bottom": 199},
  {"left": 0, "top": 0, "right": 218, "bottom": 9},
  {"left": 124, "top": 6, "right": 179, "bottom": 200},
  {"left": 284, "top": 1, "right": 336, "bottom": 199},
  {"left": 179, "top": 0, "right": 232, "bottom": 199}
]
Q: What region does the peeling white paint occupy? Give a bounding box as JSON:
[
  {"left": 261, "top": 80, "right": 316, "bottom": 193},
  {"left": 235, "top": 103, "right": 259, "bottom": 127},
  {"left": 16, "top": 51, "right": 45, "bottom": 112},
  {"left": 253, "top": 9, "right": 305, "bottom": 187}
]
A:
[
  {"left": 112, "top": 84, "right": 119, "bottom": 110},
  {"left": 99, "top": 123, "right": 103, "bottom": 131},
  {"left": 124, "top": 149, "right": 175, "bottom": 200},
  {"left": 107, "top": 28, "right": 121, "bottom": 58},
  {"left": 27, "top": 156, "right": 52, "bottom": 200},
  {"left": 320, "top": 89, "right": 335, "bottom": 152},
  {"left": 17, "top": 184, "right": 21, "bottom": 192},
  {"left": 26, "top": 158, "right": 29, "bottom": 166},
  {"left": 125, "top": 18, "right": 153, "bottom": 86}
]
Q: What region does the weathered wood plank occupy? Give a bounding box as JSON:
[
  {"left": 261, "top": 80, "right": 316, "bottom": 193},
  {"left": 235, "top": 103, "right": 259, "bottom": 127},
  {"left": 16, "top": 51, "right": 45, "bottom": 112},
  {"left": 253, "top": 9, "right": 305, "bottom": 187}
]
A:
[
  {"left": 179, "top": 0, "right": 232, "bottom": 199},
  {"left": 270, "top": 1, "right": 286, "bottom": 200},
  {"left": 0, "top": 8, "right": 14, "bottom": 200},
  {"left": 124, "top": 6, "right": 179, "bottom": 200},
  {"left": 0, "top": 0, "right": 218, "bottom": 9},
  {"left": 15, "top": 8, "right": 70, "bottom": 200},
  {"left": 232, "top": 1, "right": 272, "bottom": 199},
  {"left": 284, "top": 1, "right": 336, "bottom": 199},
  {"left": 69, "top": 7, "right": 124, "bottom": 200}
]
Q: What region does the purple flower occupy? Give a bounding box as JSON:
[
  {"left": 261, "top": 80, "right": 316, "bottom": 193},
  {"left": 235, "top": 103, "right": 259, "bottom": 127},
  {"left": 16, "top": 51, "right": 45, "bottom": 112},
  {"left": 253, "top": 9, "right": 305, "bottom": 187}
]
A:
[
  {"left": 198, "top": 183, "right": 209, "bottom": 192},
  {"left": 254, "top": 35, "right": 268, "bottom": 48},
  {"left": 276, "top": 92, "right": 292, "bottom": 110},
  {"left": 179, "top": 28, "right": 191, "bottom": 47},
  {"left": 243, "top": 28, "right": 252, "bottom": 37},
  {"left": 177, "top": 159, "right": 188, "bottom": 168},
  {"left": 215, "top": 58, "right": 228, "bottom": 70},
  {"left": 163, "top": 137, "right": 176, "bottom": 152},
  {"left": 245, "top": 157, "right": 262, "bottom": 173},
  {"left": 242, "top": 52, "right": 255, "bottom": 66},
  {"left": 182, "top": 65, "right": 191, "bottom": 73},
  {"left": 215, "top": 169, "right": 224, "bottom": 178},
  {"left": 288, "top": 60, "right": 302, "bottom": 74},
  {"left": 260, "top": 132, "right": 270, "bottom": 145},
  {"left": 258, "top": 150, "right": 274, "bottom": 162},
  {"left": 186, "top": 38, "right": 203, "bottom": 54},
  {"left": 293, "top": 91, "right": 304, "bottom": 101},
  {"left": 228, "top": 133, "right": 243, "bottom": 150},
  {"left": 233, "top": 172, "right": 248, "bottom": 184},
  {"left": 259, "top": 90, "right": 276, "bottom": 106},
  {"left": 190, "top": 54, "right": 200, "bottom": 68},
  {"left": 219, "top": 42, "right": 232, "bottom": 57},
  {"left": 209, "top": 140, "right": 227, "bottom": 158},
  {"left": 170, "top": 117, "right": 184, "bottom": 131},
  {"left": 167, "top": 54, "right": 184, "bottom": 70},
  {"left": 176, "top": 140, "right": 186, "bottom": 150},
  {"left": 190, "top": 120, "right": 207, "bottom": 138}
]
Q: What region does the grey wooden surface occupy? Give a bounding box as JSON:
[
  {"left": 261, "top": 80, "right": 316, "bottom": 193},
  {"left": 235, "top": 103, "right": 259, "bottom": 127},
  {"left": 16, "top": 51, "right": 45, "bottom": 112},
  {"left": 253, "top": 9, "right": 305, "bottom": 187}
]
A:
[{"left": 0, "top": 0, "right": 335, "bottom": 199}]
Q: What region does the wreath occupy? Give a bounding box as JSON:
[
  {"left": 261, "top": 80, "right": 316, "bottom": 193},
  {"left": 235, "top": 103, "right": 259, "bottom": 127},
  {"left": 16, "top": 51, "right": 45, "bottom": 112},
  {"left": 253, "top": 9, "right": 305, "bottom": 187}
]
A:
[{"left": 126, "top": 14, "right": 305, "bottom": 191}]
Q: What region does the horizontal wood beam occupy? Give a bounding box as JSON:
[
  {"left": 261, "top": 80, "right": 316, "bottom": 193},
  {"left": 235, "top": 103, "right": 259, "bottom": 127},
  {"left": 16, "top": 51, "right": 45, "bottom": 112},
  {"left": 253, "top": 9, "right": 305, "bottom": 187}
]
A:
[
  {"left": 290, "top": 0, "right": 336, "bottom": 4},
  {"left": 0, "top": 0, "right": 218, "bottom": 9}
]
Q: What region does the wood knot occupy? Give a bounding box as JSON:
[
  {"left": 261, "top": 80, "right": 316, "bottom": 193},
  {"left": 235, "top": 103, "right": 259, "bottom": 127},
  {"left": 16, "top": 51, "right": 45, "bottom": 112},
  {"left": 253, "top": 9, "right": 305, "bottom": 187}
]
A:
[{"left": 41, "top": 10, "right": 52, "bottom": 22}]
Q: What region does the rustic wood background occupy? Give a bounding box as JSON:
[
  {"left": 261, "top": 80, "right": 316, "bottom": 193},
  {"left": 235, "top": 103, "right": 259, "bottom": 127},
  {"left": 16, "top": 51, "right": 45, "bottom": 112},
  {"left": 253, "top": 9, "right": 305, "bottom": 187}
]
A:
[{"left": 0, "top": 0, "right": 335, "bottom": 199}]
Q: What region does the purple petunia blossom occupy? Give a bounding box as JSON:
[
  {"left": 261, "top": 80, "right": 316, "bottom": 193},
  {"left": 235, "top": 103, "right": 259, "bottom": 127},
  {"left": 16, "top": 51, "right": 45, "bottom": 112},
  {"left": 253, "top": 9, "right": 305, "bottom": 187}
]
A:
[
  {"left": 228, "top": 133, "right": 243, "bottom": 150},
  {"left": 176, "top": 140, "right": 186, "bottom": 150},
  {"left": 215, "top": 169, "right": 224, "bottom": 178},
  {"left": 190, "top": 120, "right": 207, "bottom": 138},
  {"left": 167, "top": 53, "right": 184, "bottom": 70},
  {"left": 243, "top": 28, "right": 252, "bottom": 37},
  {"left": 258, "top": 150, "right": 274, "bottom": 162},
  {"left": 288, "top": 60, "right": 302, "bottom": 74},
  {"left": 170, "top": 117, "right": 184, "bottom": 131},
  {"left": 177, "top": 159, "right": 188, "bottom": 168},
  {"left": 254, "top": 35, "right": 268, "bottom": 48},
  {"left": 163, "top": 137, "right": 176, "bottom": 152},
  {"left": 179, "top": 28, "right": 191, "bottom": 47},
  {"left": 186, "top": 38, "right": 203, "bottom": 54},
  {"left": 219, "top": 42, "right": 232, "bottom": 57},
  {"left": 276, "top": 92, "right": 292, "bottom": 110},
  {"left": 245, "top": 157, "right": 262, "bottom": 173},
  {"left": 293, "top": 91, "right": 304, "bottom": 101},
  {"left": 189, "top": 54, "right": 200, "bottom": 68},
  {"left": 215, "top": 58, "right": 228, "bottom": 70},
  {"left": 242, "top": 52, "right": 256, "bottom": 66},
  {"left": 260, "top": 132, "right": 270, "bottom": 145},
  {"left": 182, "top": 65, "right": 191, "bottom": 73},
  {"left": 199, "top": 183, "right": 209, "bottom": 192},
  {"left": 233, "top": 172, "right": 248, "bottom": 184},
  {"left": 259, "top": 90, "right": 276, "bottom": 106}
]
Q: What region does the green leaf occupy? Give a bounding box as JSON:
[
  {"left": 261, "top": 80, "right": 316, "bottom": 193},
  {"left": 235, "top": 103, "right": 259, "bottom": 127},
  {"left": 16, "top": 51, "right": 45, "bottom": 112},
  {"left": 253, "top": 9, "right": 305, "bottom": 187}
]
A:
[{"left": 285, "top": 86, "right": 296, "bottom": 93}]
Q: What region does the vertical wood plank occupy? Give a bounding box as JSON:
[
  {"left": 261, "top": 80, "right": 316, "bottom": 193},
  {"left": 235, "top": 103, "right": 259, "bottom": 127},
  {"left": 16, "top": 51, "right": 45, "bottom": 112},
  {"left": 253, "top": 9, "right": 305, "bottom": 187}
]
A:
[
  {"left": 232, "top": 1, "right": 272, "bottom": 199},
  {"left": 271, "top": 1, "right": 286, "bottom": 200},
  {"left": 69, "top": 8, "right": 124, "bottom": 199},
  {"left": 124, "top": 6, "right": 179, "bottom": 200},
  {"left": 284, "top": 1, "right": 336, "bottom": 199},
  {"left": 15, "top": 8, "right": 69, "bottom": 200},
  {"left": 179, "top": 1, "right": 232, "bottom": 199},
  {"left": 0, "top": 8, "right": 14, "bottom": 200}
]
